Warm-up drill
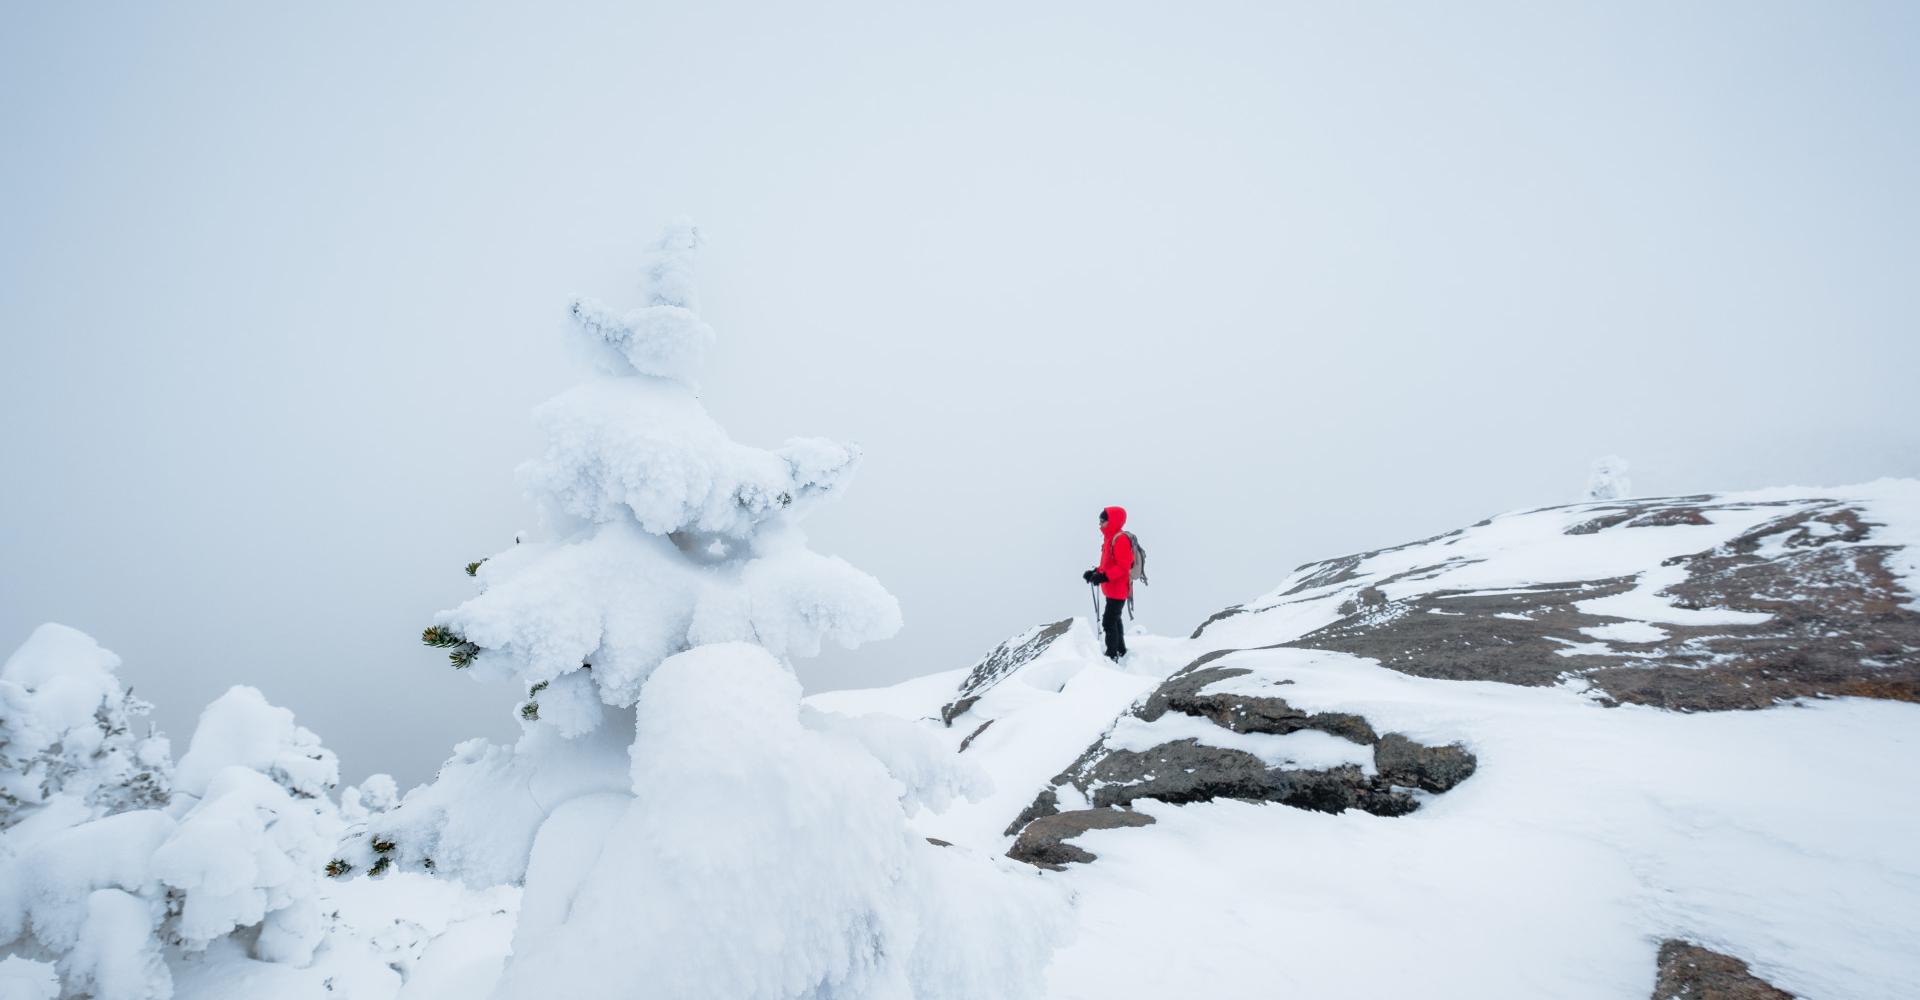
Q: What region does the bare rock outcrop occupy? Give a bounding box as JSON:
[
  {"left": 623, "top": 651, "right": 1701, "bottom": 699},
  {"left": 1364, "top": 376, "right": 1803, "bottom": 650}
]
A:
[
  {"left": 1205, "top": 496, "right": 1920, "bottom": 711},
  {"left": 1653, "top": 940, "right": 1794, "bottom": 999},
  {"left": 939, "top": 619, "right": 1075, "bottom": 725},
  {"left": 1004, "top": 654, "right": 1476, "bottom": 858}
]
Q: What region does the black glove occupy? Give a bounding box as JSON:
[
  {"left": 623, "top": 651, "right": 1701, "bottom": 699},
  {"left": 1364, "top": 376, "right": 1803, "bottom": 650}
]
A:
[
  {"left": 1082, "top": 569, "right": 1097, "bottom": 583},
  {"left": 1085, "top": 570, "right": 1109, "bottom": 585}
]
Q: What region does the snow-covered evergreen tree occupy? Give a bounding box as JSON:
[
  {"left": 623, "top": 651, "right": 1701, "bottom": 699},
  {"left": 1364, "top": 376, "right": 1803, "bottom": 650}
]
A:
[
  {"left": 380, "top": 221, "right": 1063, "bottom": 998},
  {"left": 1586, "top": 455, "right": 1631, "bottom": 501}
]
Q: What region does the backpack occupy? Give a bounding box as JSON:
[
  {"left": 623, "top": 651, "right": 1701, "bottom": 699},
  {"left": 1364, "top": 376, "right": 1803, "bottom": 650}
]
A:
[{"left": 1107, "top": 530, "right": 1148, "bottom": 618}]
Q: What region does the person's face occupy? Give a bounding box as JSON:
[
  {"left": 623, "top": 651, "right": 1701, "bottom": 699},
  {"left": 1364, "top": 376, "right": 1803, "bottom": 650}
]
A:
[{"left": 1098, "top": 513, "right": 1108, "bottom": 529}]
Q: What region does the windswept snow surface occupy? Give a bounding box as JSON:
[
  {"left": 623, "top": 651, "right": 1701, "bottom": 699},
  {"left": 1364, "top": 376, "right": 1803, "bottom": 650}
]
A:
[
  {"left": 812, "top": 622, "right": 1190, "bottom": 849},
  {"left": 815, "top": 483, "right": 1920, "bottom": 999},
  {"left": 1045, "top": 648, "right": 1920, "bottom": 999}
]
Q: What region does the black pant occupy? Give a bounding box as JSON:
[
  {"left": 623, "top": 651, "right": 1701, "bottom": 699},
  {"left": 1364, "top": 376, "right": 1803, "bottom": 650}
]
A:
[{"left": 1102, "top": 595, "right": 1128, "bottom": 658}]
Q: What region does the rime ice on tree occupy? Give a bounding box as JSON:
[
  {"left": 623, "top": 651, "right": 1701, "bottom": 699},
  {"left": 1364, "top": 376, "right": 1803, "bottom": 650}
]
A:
[
  {"left": 423, "top": 221, "right": 898, "bottom": 734},
  {"left": 0, "top": 626, "right": 348, "bottom": 1000},
  {"left": 383, "top": 223, "right": 1062, "bottom": 999}
]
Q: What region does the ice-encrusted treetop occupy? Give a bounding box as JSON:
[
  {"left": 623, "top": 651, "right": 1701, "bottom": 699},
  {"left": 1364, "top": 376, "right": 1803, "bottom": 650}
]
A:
[
  {"left": 430, "top": 222, "right": 899, "bottom": 731},
  {"left": 518, "top": 377, "right": 860, "bottom": 536},
  {"left": 566, "top": 219, "right": 715, "bottom": 384}
]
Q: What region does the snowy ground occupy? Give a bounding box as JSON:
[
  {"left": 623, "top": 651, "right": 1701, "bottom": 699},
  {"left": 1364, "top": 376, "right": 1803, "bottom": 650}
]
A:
[
  {"left": 11, "top": 481, "right": 1916, "bottom": 998},
  {"left": 808, "top": 482, "right": 1920, "bottom": 1000},
  {"left": 813, "top": 626, "right": 1920, "bottom": 999}
]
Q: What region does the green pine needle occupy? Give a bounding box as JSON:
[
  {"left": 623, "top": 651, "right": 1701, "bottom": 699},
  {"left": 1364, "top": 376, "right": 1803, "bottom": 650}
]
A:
[{"left": 421, "top": 625, "right": 465, "bottom": 648}]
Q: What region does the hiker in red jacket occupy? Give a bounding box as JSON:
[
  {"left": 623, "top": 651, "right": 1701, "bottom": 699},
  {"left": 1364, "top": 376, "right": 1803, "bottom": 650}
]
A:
[{"left": 1082, "top": 506, "right": 1134, "bottom": 661}]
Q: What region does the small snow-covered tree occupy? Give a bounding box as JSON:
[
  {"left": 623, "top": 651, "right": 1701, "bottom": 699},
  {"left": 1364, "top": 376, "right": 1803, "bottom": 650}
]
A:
[
  {"left": 380, "top": 222, "right": 902, "bottom": 883},
  {"left": 0, "top": 624, "right": 171, "bottom": 830},
  {"left": 0, "top": 627, "right": 348, "bottom": 1000},
  {"left": 1586, "top": 455, "right": 1631, "bottom": 501},
  {"left": 384, "top": 221, "right": 1062, "bottom": 998},
  {"left": 154, "top": 686, "right": 344, "bottom": 966}
]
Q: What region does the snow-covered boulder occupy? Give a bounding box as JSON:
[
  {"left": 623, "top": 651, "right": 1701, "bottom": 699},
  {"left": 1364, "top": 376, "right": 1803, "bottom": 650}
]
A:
[
  {"left": 888, "top": 482, "right": 1920, "bottom": 998},
  {"left": 0, "top": 623, "right": 171, "bottom": 831}
]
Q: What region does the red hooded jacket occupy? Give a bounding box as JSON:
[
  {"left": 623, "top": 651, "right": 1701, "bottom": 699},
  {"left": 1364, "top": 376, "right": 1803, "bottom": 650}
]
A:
[{"left": 1097, "top": 506, "right": 1134, "bottom": 600}]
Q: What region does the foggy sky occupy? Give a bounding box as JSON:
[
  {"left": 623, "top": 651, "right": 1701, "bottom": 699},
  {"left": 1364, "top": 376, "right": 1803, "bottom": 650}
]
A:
[{"left": 4, "top": 2, "right": 1917, "bottom": 787}]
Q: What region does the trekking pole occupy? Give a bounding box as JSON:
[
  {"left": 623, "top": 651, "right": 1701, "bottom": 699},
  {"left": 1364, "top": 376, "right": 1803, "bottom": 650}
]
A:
[{"left": 1089, "top": 582, "right": 1100, "bottom": 632}]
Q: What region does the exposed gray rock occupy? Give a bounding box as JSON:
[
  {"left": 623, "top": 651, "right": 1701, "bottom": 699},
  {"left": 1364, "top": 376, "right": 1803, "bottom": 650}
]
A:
[
  {"left": 940, "top": 619, "right": 1076, "bottom": 725},
  {"left": 1072, "top": 740, "right": 1276, "bottom": 809},
  {"left": 1003, "top": 652, "right": 1475, "bottom": 859},
  {"left": 957, "top": 719, "right": 994, "bottom": 753},
  {"left": 1188, "top": 604, "right": 1249, "bottom": 639},
  {"left": 1373, "top": 733, "right": 1476, "bottom": 793},
  {"left": 1006, "top": 808, "right": 1156, "bottom": 870},
  {"left": 1652, "top": 940, "right": 1793, "bottom": 999},
  {"left": 1004, "top": 788, "right": 1060, "bottom": 838},
  {"left": 940, "top": 695, "right": 980, "bottom": 726},
  {"left": 1289, "top": 577, "right": 1641, "bottom": 688},
  {"left": 1138, "top": 661, "right": 1377, "bottom": 744},
  {"left": 1209, "top": 497, "right": 1920, "bottom": 711},
  {"left": 1045, "top": 736, "right": 1423, "bottom": 819}
]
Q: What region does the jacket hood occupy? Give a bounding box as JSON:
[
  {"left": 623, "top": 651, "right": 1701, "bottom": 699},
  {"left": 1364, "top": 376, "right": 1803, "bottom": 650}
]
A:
[{"left": 1101, "top": 505, "right": 1127, "bottom": 537}]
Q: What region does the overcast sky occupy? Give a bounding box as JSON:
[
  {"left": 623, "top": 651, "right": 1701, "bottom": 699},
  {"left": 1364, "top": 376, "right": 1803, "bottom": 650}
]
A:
[{"left": 4, "top": 2, "right": 1916, "bottom": 787}]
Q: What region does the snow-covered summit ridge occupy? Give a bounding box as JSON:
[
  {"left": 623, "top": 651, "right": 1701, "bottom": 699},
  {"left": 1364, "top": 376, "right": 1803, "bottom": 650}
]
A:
[
  {"left": 1195, "top": 479, "right": 1920, "bottom": 709},
  {"left": 816, "top": 481, "right": 1920, "bottom": 998}
]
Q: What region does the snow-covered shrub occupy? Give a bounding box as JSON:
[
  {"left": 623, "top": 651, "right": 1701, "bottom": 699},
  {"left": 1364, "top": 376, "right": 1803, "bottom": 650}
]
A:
[
  {"left": 0, "top": 624, "right": 171, "bottom": 830},
  {"left": 350, "top": 715, "right": 635, "bottom": 887},
  {"left": 492, "top": 644, "right": 1063, "bottom": 1000},
  {"left": 1586, "top": 455, "right": 1632, "bottom": 501},
  {"left": 0, "top": 627, "right": 349, "bottom": 999},
  {"left": 339, "top": 773, "right": 397, "bottom": 824}
]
